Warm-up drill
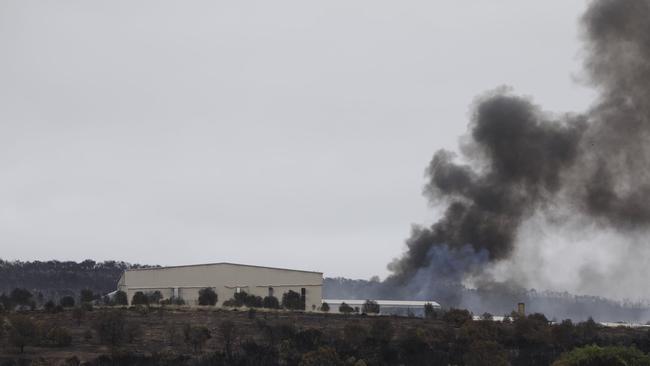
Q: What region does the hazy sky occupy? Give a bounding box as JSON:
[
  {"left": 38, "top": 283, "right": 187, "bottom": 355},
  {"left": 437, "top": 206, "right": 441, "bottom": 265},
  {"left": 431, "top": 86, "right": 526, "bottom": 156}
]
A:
[{"left": 1, "top": 1, "right": 594, "bottom": 279}]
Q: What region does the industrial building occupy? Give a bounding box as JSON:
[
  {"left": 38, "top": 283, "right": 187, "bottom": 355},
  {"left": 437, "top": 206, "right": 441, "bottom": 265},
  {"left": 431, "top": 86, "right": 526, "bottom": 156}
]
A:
[{"left": 116, "top": 262, "right": 323, "bottom": 310}]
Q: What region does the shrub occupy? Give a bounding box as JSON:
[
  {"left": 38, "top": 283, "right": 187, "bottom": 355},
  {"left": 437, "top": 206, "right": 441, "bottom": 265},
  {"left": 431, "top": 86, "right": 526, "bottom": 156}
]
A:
[
  {"left": 442, "top": 308, "right": 472, "bottom": 327},
  {"left": 131, "top": 291, "right": 149, "bottom": 306},
  {"left": 184, "top": 324, "right": 211, "bottom": 352},
  {"left": 10, "top": 288, "right": 33, "bottom": 306},
  {"left": 147, "top": 291, "right": 163, "bottom": 304},
  {"left": 126, "top": 322, "right": 143, "bottom": 343},
  {"left": 44, "top": 326, "right": 72, "bottom": 347},
  {"left": 362, "top": 300, "right": 380, "bottom": 314},
  {"left": 161, "top": 296, "right": 185, "bottom": 306},
  {"left": 282, "top": 290, "right": 304, "bottom": 310},
  {"left": 8, "top": 314, "right": 38, "bottom": 353},
  {"left": 93, "top": 310, "right": 126, "bottom": 346},
  {"left": 369, "top": 318, "right": 393, "bottom": 343},
  {"left": 72, "top": 307, "right": 85, "bottom": 326},
  {"left": 320, "top": 302, "right": 330, "bottom": 313},
  {"left": 198, "top": 288, "right": 218, "bottom": 306},
  {"left": 299, "top": 346, "right": 343, "bottom": 366},
  {"left": 220, "top": 320, "right": 236, "bottom": 360},
  {"left": 113, "top": 291, "right": 128, "bottom": 306},
  {"left": 339, "top": 302, "right": 354, "bottom": 315},
  {"left": 263, "top": 296, "right": 280, "bottom": 309},
  {"left": 60, "top": 296, "right": 75, "bottom": 308},
  {"left": 44, "top": 300, "right": 56, "bottom": 313},
  {"left": 80, "top": 289, "right": 94, "bottom": 303},
  {"left": 552, "top": 345, "right": 650, "bottom": 366},
  {"left": 464, "top": 340, "right": 509, "bottom": 366},
  {"left": 424, "top": 303, "right": 437, "bottom": 319}
]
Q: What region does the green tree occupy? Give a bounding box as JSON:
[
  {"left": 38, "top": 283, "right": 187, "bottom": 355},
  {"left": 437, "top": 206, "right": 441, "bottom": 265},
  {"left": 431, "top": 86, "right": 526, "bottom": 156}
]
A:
[
  {"left": 60, "top": 296, "right": 75, "bottom": 308},
  {"left": 552, "top": 345, "right": 650, "bottom": 366},
  {"left": 339, "top": 302, "right": 354, "bottom": 315},
  {"left": 263, "top": 296, "right": 280, "bottom": 309},
  {"left": 147, "top": 291, "right": 163, "bottom": 304},
  {"left": 282, "top": 290, "right": 304, "bottom": 310},
  {"left": 442, "top": 308, "right": 472, "bottom": 327},
  {"left": 320, "top": 302, "right": 330, "bottom": 313},
  {"left": 362, "top": 300, "right": 380, "bottom": 314},
  {"left": 463, "top": 340, "right": 510, "bottom": 366},
  {"left": 198, "top": 288, "right": 218, "bottom": 306},
  {"left": 8, "top": 314, "right": 38, "bottom": 353},
  {"left": 113, "top": 290, "right": 128, "bottom": 306},
  {"left": 80, "top": 289, "right": 94, "bottom": 303},
  {"left": 10, "top": 288, "right": 33, "bottom": 306},
  {"left": 131, "top": 291, "right": 148, "bottom": 306},
  {"left": 424, "top": 302, "right": 437, "bottom": 319}
]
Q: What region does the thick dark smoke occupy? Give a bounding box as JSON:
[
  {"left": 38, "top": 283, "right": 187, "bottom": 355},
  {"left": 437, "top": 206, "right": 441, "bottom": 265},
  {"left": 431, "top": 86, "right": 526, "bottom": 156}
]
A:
[{"left": 380, "top": 0, "right": 650, "bottom": 319}]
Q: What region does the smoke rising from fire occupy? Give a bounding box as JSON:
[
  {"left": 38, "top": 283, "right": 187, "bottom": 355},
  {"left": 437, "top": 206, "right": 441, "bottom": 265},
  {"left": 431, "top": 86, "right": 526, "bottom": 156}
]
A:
[{"left": 388, "top": 0, "right": 650, "bottom": 307}]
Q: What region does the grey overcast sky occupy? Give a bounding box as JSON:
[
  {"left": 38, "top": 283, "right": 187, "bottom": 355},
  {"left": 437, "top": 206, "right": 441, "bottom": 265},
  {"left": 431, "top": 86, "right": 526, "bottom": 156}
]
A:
[{"left": 1, "top": 1, "right": 594, "bottom": 279}]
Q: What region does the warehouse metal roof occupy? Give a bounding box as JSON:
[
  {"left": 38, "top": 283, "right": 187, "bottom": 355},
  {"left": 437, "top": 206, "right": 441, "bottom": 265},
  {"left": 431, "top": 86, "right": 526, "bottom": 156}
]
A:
[{"left": 323, "top": 299, "right": 441, "bottom": 308}]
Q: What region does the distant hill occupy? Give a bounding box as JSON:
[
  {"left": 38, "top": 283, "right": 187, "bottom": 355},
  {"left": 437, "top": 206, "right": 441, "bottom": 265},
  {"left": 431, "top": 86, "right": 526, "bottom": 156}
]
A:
[{"left": 0, "top": 259, "right": 152, "bottom": 300}]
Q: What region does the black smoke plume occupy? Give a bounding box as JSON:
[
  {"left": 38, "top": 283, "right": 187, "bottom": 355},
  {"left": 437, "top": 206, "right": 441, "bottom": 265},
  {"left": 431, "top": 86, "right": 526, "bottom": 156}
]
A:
[{"left": 381, "top": 0, "right": 650, "bottom": 317}]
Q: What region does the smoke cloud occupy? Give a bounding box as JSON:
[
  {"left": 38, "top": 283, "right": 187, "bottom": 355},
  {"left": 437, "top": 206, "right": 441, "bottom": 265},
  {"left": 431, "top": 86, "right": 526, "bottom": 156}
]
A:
[{"left": 384, "top": 0, "right": 650, "bottom": 318}]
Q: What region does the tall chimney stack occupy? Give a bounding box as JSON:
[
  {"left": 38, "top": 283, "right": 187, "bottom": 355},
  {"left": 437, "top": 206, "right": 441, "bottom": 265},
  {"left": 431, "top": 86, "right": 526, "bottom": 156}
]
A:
[{"left": 517, "top": 302, "right": 525, "bottom": 317}]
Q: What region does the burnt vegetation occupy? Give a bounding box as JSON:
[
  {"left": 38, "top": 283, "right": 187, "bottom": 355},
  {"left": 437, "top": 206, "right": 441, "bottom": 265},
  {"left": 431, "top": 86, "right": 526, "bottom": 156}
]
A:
[{"left": 2, "top": 302, "right": 650, "bottom": 366}]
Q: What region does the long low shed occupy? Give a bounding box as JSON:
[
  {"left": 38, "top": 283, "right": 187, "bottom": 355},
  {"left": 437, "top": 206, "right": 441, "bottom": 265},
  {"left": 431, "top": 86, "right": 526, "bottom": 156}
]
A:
[
  {"left": 117, "top": 262, "right": 323, "bottom": 310},
  {"left": 323, "top": 299, "right": 441, "bottom": 315}
]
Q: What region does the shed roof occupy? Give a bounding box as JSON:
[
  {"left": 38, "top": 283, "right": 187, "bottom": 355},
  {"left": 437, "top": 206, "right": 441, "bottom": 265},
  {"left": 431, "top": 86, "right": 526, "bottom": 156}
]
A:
[{"left": 125, "top": 262, "right": 323, "bottom": 275}]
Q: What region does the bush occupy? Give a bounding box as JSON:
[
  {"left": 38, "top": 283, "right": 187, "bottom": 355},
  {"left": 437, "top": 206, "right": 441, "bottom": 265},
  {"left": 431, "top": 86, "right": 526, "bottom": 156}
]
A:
[
  {"left": 320, "top": 302, "right": 330, "bottom": 313},
  {"left": 464, "top": 340, "right": 509, "bottom": 366},
  {"left": 93, "top": 310, "right": 126, "bottom": 346},
  {"left": 147, "top": 291, "right": 163, "bottom": 304},
  {"left": 8, "top": 314, "right": 38, "bottom": 353},
  {"left": 369, "top": 318, "right": 393, "bottom": 343},
  {"left": 113, "top": 290, "right": 128, "bottom": 306},
  {"left": 80, "top": 289, "right": 94, "bottom": 303},
  {"left": 282, "top": 290, "right": 304, "bottom": 310},
  {"left": 72, "top": 307, "right": 85, "bottom": 326},
  {"left": 131, "top": 291, "right": 149, "bottom": 306},
  {"left": 339, "top": 302, "right": 354, "bottom": 315},
  {"left": 362, "top": 300, "right": 380, "bottom": 314},
  {"left": 183, "top": 324, "right": 211, "bottom": 352},
  {"left": 424, "top": 303, "right": 437, "bottom": 319},
  {"left": 299, "top": 346, "right": 343, "bottom": 366},
  {"left": 161, "top": 296, "right": 185, "bottom": 306},
  {"left": 44, "top": 326, "right": 72, "bottom": 347},
  {"left": 442, "top": 308, "right": 472, "bottom": 327},
  {"left": 60, "top": 296, "right": 75, "bottom": 308},
  {"left": 44, "top": 300, "right": 56, "bottom": 313},
  {"left": 198, "top": 288, "right": 218, "bottom": 306},
  {"left": 10, "top": 288, "right": 33, "bottom": 306},
  {"left": 552, "top": 345, "right": 650, "bottom": 366},
  {"left": 263, "top": 296, "right": 280, "bottom": 309}
]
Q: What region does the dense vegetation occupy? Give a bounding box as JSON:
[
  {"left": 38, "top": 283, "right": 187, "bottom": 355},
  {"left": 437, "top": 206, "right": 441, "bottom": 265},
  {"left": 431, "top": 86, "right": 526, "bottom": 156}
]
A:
[{"left": 0, "top": 259, "right": 152, "bottom": 301}]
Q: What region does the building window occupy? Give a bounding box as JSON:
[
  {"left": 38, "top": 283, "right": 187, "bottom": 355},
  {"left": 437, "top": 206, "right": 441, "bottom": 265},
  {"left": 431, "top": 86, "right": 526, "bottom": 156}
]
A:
[
  {"left": 268, "top": 287, "right": 274, "bottom": 297},
  {"left": 236, "top": 287, "right": 241, "bottom": 294},
  {"left": 301, "top": 288, "right": 306, "bottom": 297}
]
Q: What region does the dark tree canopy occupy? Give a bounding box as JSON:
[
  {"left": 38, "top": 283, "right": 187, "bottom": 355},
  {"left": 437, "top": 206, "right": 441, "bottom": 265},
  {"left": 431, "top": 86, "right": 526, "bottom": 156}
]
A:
[{"left": 198, "top": 288, "right": 218, "bottom": 306}]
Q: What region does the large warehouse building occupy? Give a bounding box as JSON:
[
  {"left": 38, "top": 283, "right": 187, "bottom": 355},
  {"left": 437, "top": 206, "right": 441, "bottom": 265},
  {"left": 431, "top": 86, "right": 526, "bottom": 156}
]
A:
[{"left": 117, "top": 262, "right": 323, "bottom": 310}]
